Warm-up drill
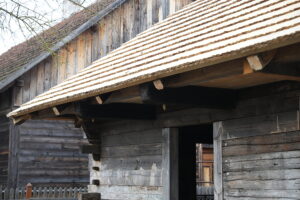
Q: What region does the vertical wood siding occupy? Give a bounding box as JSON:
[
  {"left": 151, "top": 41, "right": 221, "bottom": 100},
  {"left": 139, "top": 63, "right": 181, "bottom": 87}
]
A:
[
  {"left": 89, "top": 120, "right": 163, "bottom": 200},
  {"left": 13, "top": 0, "right": 192, "bottom": 105},
  {"left": 0, "top": 116, "right": 9, "bottom": 186},
  {"left": 16, "top": 120, "right": 89, "bottom": 187}
]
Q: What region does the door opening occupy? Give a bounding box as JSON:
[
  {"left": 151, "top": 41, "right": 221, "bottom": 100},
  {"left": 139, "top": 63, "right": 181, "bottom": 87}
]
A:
[{"left": 178, "top": 124, "right": 214, "bottom": 200}]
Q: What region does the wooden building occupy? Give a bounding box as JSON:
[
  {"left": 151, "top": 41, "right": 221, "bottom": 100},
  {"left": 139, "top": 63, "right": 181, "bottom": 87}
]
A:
[
  {"left": 6, "top": 0, "right": 300, "bottom": 199},
  {"left": 1, "top": 0, "right": 193, "bottom": 189}
]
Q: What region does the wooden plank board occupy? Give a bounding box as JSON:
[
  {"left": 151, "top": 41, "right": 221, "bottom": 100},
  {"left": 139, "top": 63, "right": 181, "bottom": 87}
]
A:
[
  {"left": 162, "top": 128, "right": 179, "bottom": 200},
  {"left": 223, "top": 131, "right": 300, "bottom": 157},
  {"left": 101, "top": 128, "right": 162, "bottom": 147},
  {"left": 36, "top": 62, "right": 45, "bottom": 96},
  {"left": 57, "top": 48, "right": 68, "bottom": 83},
  {"left": 93, "top": 185, "right": 162, "bottom": 200},
  {"left": 213, "top": 122, "right": 223, "bottom": 200},
  {"left": 98, "top": 155, "right": 162, "bottom": 171},
  {"left": 77, "top": 34, "right": 86, "bottom": 72},
  {"left": 43, "top": 59, "right": 52, "bottom": 91},
  {"left": 50, "top": 53, "right": 58, "bottom": 87},
  {"left": 29, "top": 66, "right": 38, "bottom": 100},
  {"left": 102, "top": 143, "right": 162, "bottom": 158},
  {"left": 225, "top": 189, "right": 300, "bottom": 199},
  {"left": 66, "top": 40, "right": 77, "bottom": 77},
  {"left": 94, "top": 168, "right": 162, "bottom": 186}
]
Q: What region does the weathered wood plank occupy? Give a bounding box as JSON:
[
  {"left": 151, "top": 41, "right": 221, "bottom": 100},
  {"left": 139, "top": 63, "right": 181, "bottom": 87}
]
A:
[
  {"left": 102, "top": 143, "right": 162, "bottom": 158},
  {"left": 223, "top": 153, "right": 300, "bottom": 172},
  {"left": 224, "top": 169, "right": 300, "bottom": 182},
  {"left": 36, "top": 62, "right": 45, "bottom": 95},
  {"left": 162, "top": 128, "right": 179, "bottom": 200},
  {"left": 77, "top": 34, "right": 86, "bottom": 72},
  {"left": 93, "top": 168, "right": 162, "bottom": 186},
  {"left": 43, "top": 59, "right": 52, "bottom": 91},
  {"left": 214, "top": 121, "right": 223, "bottom": 200},
  {"left": 224, "top": 179, "right": 300, "bottom": 190},
  {"left": 225, "top": 189, "right": 300, "bottom": 199},
  {"left": 98, "top": 155, "right": 162, "bottom": 170},
  {"left": 29, "top": 66, "right": 38, "bottom": 100},
  {"left": 223, "top": 131, "right": 300, "bottom": 157},
  {"left": 221, "top": 111, "right": 300, "bottom": 140},
  {"left": 101, "top": 128, "right": 162, "bottom": 147},
  {"left": 57, "top": 48, "right": 67, "bottom": 83},
  {"left": 89, "top": 185, "right": 162, "bottom": 200}
]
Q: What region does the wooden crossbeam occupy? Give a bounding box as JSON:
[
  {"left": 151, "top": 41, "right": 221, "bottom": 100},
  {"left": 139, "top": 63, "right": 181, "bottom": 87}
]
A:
[
  {"left": 12, "top": 114, "right": 31, "bottom": 125},
  {"left": 140, "top": 84, "right": 237, "bottom": 109},
  {"left": 75, "top": 103, "right": 156, "bottom": 120}
]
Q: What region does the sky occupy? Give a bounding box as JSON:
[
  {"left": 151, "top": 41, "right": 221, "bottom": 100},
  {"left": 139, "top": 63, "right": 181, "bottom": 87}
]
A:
[{"left": 0, "top": 0, "right": 94, "bottom": 54}]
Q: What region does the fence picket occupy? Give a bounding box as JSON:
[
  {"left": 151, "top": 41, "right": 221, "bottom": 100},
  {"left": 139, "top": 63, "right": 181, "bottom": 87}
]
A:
[{"left": 0, "top": 185, "right": 87, "bottom": 200}]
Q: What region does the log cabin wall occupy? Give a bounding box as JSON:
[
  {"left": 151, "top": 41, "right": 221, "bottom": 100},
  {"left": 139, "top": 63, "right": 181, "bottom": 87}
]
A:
[
  {"left": 86, "top": 81, "right": 300, "bottom": 200},
  {"left": 16, "top": 120, "right": 89, "bottom": 187},
  {"left": 89, "top": 120, "right": 163, "bottom": 200},
  {"left": 0, "top": 89, "right": 11, "bottom": 186},
  {"left": 0, "top": 115, "right": 9, "bottom": 186},
  {"left": 219, "top": 115, "right": 300, "bottom": 199},
  {"left": 6, "top": 0, "right": 192, "bottom": 188}
]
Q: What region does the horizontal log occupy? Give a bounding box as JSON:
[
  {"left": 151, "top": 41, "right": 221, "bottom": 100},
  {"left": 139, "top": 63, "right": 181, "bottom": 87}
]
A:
[{"left": 140, "top": 84, "right": 237, "bottom": 109}]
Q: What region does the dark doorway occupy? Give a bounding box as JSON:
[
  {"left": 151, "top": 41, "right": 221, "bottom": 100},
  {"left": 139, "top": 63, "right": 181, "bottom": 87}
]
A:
[{"left": 178, "top": 124, "right": 213, "bottom": 200}]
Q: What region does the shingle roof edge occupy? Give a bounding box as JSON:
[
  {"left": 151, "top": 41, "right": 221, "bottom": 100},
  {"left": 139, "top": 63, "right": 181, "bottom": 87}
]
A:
[{"left": 0, "top": 0, "right": 127, "bottom": 92}]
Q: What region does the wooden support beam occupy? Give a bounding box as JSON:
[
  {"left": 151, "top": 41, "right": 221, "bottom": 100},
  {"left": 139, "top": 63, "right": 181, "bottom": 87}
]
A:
[
  {"left": 140, "top": 84, "right": 237, "bottom": 109},
  {"left": 246, "top": 50, "right": 276, "bottom": 71},
  {"left": 52, "top": 104, "right": 70, "bottom": 116},
  {"left": 95, "top": 96, "right": 103, "bottom": 104},
  {"left": 74, "top": 103, "right": 156, "bottom": 120},
  {"left": 262, "top": 62, "right": 300, "bottom": 78},
  {"left": 12, "top": 114, "right": 31, "bottom": 125},
  {"left": 246, "top": 55, "right": 264, "bottom": 71},
  {"left": 52, "top": 107, "right": 60, "bottom": 116},
  {"left": 153, "top": 79, "right": 164, "bottom": 90}
]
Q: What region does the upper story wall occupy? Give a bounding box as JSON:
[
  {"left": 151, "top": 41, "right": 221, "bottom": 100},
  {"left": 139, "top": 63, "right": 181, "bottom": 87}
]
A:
[{"left": 12, "top": 0, "right": 193, "bottom": 106}]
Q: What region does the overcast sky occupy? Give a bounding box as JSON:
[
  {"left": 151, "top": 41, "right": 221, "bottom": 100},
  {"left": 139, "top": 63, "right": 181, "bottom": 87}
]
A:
[{"left": 0, "top": 0, "right": 94, "bottom": 54}]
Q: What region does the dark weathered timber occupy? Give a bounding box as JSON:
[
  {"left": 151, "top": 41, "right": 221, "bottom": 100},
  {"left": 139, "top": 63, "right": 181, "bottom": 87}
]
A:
[
  {"left": 7, "top": 121, "right": 19, "bottom": 188},
  {"left": 0, "top": 115, "right": 10, "bottom": 186},
  {"left": 16, "top": 120, "right": 89, "bottom": 187},
  {"left": 76, "top": 103, "right": 156, "bottom": 119},
  {"left": 81, "top": 144, "right": 101, "bottom": 154},
  {"left": 139, "top": 84, "right": 237, "bottom": 109},
  {"left": 222, "top": 131, "right": 300, "bottom": 157},
  {"left": 162, "top": 128, "right": 179, "bottom": 200},
  {"left": 262, "top": 61, "right": 300, "bottom": 77},
  {"left": 79, "top": 193, "right": 101, "bottom": 200},
  {"left": 81, "top": 144, "right": 101, "bottom": 161}
]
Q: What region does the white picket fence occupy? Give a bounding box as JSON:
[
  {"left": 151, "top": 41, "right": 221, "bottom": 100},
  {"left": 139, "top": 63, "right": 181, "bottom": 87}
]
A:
[{"left": 0, "top": 186, "right": 87, "bottom": 200}]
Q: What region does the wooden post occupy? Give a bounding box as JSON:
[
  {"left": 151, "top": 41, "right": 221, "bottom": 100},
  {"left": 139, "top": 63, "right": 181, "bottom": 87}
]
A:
[
  {"left": 213, "top": 122, "right": 223, "bottom": 200},
  {"left": 25, "top": 183, "right": 32, "bottom": 200},
  {"left": 162, "top": 128, "right": 179, "bottom": 200}
]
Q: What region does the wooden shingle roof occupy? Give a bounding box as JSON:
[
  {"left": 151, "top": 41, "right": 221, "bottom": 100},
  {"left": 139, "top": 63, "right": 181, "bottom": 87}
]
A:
[{"left": 8, "top": 0, "right": 300, "bottom": 117}]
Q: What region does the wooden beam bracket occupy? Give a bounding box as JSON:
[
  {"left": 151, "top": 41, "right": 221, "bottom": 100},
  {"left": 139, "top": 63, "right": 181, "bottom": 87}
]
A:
[{"left": 12, "top": 114, "right": 31, "bottom": 125}]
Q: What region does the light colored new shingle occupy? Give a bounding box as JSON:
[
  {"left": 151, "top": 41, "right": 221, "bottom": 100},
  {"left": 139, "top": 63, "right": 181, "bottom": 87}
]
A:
[{"left": 9, "top": 0, "right": 300, "bottom": 117}]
